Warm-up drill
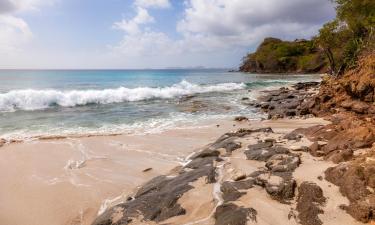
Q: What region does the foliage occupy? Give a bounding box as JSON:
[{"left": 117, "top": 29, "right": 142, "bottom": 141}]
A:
[
  {"left": 239, "top": 38, "right": 327, "bottom": 73},
  {"left": 240, "top": 0, "right": 375, "bottom": 75},
  {"left": 315, "top": 0, "right": 375, "bottom": 75}
]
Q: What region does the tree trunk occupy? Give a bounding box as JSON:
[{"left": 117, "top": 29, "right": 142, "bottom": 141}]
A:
[{"left": 324, "top": 48, "right": 336, "bottom": 76}]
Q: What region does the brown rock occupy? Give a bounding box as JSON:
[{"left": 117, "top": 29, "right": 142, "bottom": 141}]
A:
[
  {"left": 351, "top": 101, "right": 370, "bottom": 114},
  {"left": 308, "top": 142, "right": 324, "bottom": 157},
  {"left": 347, "top": 200, "right": 375, "bottom": 223},
  {"left": 297, "top": 182, "right": 326, "bottom": 225},
  {"left": 326, "top": 149, "right": 353, "bottom": 163},
  {"left": 325, "top": 150, "right": 375, "bottom": 223}
]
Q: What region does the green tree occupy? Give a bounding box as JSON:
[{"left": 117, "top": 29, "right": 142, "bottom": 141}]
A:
[
  {"left": 315, "top": 21, "right": 342, "bottom": 75},
  {"left": 315, "top": 0, "right": 375, "bottom": 76},
  {"left": 335, "top": 0, "right": 375, "bottom": 37}
]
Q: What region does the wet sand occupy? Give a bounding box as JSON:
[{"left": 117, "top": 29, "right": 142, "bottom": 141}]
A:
[
  {"left": 0, "top": 117, "right": 332, "bottom": 225},
  {"left": 0, "top": 119, "right": 255, "bottom": 225}
]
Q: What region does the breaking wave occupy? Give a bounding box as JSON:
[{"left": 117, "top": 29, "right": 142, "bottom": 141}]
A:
[{"left": 0, "top": 80, "right": 245, "bottom": 112}]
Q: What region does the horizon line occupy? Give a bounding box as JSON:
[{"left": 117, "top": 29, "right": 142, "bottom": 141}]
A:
[{"left": 0, "top": 67, "right": 235, "bottom": 71}]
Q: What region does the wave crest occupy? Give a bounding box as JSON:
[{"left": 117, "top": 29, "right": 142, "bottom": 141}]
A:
[{"left": 0, "top": 80, "right": 245, "bottom": 112}]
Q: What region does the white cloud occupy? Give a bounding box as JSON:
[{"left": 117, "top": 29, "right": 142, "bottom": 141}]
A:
[
  {"left": 1, "top": 0, "right": 336, "bottom": 68},
  {"left": 110, "top": 0, "right": 335, "bottom": 68},
  {"left": 111, "top": 31, "right": 176, "bottom": 57},
  {"left": 0, "top": 14, "right": 32, "bottom": 54},
  {"left": 178, "top": 0, "right": 335, "bottom": 46},
  {"left": 113, "top": 7, "right": 154, "bottom": 34},
  {"left": 0, "top": 0, "right": 53, "bottom": 56},
  {"left": 134, "top": 0, "right": 170, "bottom": 9},
  {"left": 0, "top": 0, "right": 52, "bottom": 13}
]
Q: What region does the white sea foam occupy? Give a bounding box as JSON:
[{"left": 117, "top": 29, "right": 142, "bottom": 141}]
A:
[{"left": 0, "top": 80, "right": 245, "bottom": 112}]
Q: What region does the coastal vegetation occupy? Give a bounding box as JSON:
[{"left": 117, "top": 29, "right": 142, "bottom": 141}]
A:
[
  {"left": 239, "top": 38, "right": 327, "bottom": 73},
  {"left": 240, "top": 0, "right": 375, "bottom": 75}
]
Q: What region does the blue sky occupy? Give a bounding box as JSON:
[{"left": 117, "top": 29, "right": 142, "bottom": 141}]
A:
[{"left": 0, "top": 0, "right": 336, "bottom": 69}]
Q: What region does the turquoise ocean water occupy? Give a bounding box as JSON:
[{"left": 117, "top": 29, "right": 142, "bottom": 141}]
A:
[{"left": 0, "top": 70, "right": 320, "bottom": 140}]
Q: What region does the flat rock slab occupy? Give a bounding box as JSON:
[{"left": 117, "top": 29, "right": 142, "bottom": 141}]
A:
[
  {"left": 92, "top": 164, "right": 216, "bottom": 225},
  {"left": 245, "top": 146, "right": 290, "bottom": 162}
]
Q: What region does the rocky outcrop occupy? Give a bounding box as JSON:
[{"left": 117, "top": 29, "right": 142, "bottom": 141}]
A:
[
  {"left": 93, "top": 56, "right": 374, "bottom": 224},
  {"left": 92, "top": 164, "right": 216, "bottom": 225},
  {"left": 285, "top": 114, "right": 375, "bottom": 162},
  {"left": 302, "top": 52, "right": 375, "bottom": 117},
  {"left": 285, "top": 52, "right": 375, "bottom": 224},
  {"left": 250, "top": 82, "right": 319, "bottom": 119},
  {"left": 239, "top": 38, "right": 327, "bottom": 74},
  {"left": 325, "top": 149, "right": 375, "bottom": 223},
  {"left": 92, "top": 127, "right": 275, "bottom": 225},
  {"left": 244, "top": 140, "right": 300, "bottom": 203}
]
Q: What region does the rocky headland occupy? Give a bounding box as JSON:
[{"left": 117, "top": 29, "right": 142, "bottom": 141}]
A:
[
  {"left": 239, "top": 38, "right": 328, "bottom": 74},
  {"left": 92, "top": 51, "right": 375, "bottom": 225}
]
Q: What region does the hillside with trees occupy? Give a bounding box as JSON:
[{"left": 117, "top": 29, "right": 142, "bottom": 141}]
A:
[
  {"left": 240, "top": 0, "right": 374, "bottom": 75},
  {"left": 239, "top": 38, "right": 328, "bottom": 73}
]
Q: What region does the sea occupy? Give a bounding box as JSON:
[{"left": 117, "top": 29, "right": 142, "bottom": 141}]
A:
[{"left": 0, "top": 69, "right": 320, "bottom": 140}]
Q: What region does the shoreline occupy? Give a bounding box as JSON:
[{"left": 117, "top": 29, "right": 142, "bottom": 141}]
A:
[
  {"left": 0, "top": 115, "right": 329, "bottom": 225},
  {"left": 1, "top": 79, "right": 373, "bottom": 225},
  {"left": 91, "top": 78, "right": 374, "bottom": 225},
  {"left": 0, "top": 74, "right": 323, "bottom": 143},
  {"left": 0, "top": 117, "right": 257, "bottom": 225}
]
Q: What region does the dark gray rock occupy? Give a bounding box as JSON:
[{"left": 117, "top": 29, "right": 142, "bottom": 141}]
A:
[
  {"left": 265, "top": 154, "right": 300, "bottom": 172},
  {"left": 244, "top": 146, "right": 290, "bottom": 162},
  {"left": 297, "top": 182, "right": 326, "bottom": 225},
  {"left": 231, "top": 179, "right": 255, "bottom": 190},
  {"left": 214, "top": 203, "right": 257, "bottom": 225},
  {"left": 256, "top": 82, "right": 319, "bottom": 118},
  {"left": 247, "top": 141, "right": 274, "bottom": 151},
  {"left": 185, "top": 156, "right": 216, "bottom": 169},
  {"left": 264, "top": 172, "right": 297, "bottom": 203},
  {"left": 92, "top": 165, "right": 216, "bottom": 225},
  {"left": 221, "top": 182, "right": 246, "bottom": 202},
  {"left": 234, "top": 116, "right": 249, "bottom": 122},
  {"left": 190, "top": 149, "right": 220, "bottom": 159},
  {"left": 292, "top": 82, "right": 320, "bottom": 90},
  {"left": 283, "top": 131, "right": 303, "bottom": 141}
]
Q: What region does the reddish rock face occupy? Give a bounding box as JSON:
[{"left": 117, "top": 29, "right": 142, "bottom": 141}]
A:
[
  {"left": 325, "top": 149, "right": 375, "bottom": 223},
  {"left": 283, "top": 52, "right": 375, "bottom": 224},
  {"left": 306, "top": 53, "right": 375, "bottom": 118},
  {"left": 284, "top": 115, "right": 375, "bottom": 162}
]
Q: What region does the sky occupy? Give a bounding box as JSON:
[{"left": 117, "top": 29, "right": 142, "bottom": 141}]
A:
[{"left": 0, "top": 0, "right": 336, "bottom": 69}]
